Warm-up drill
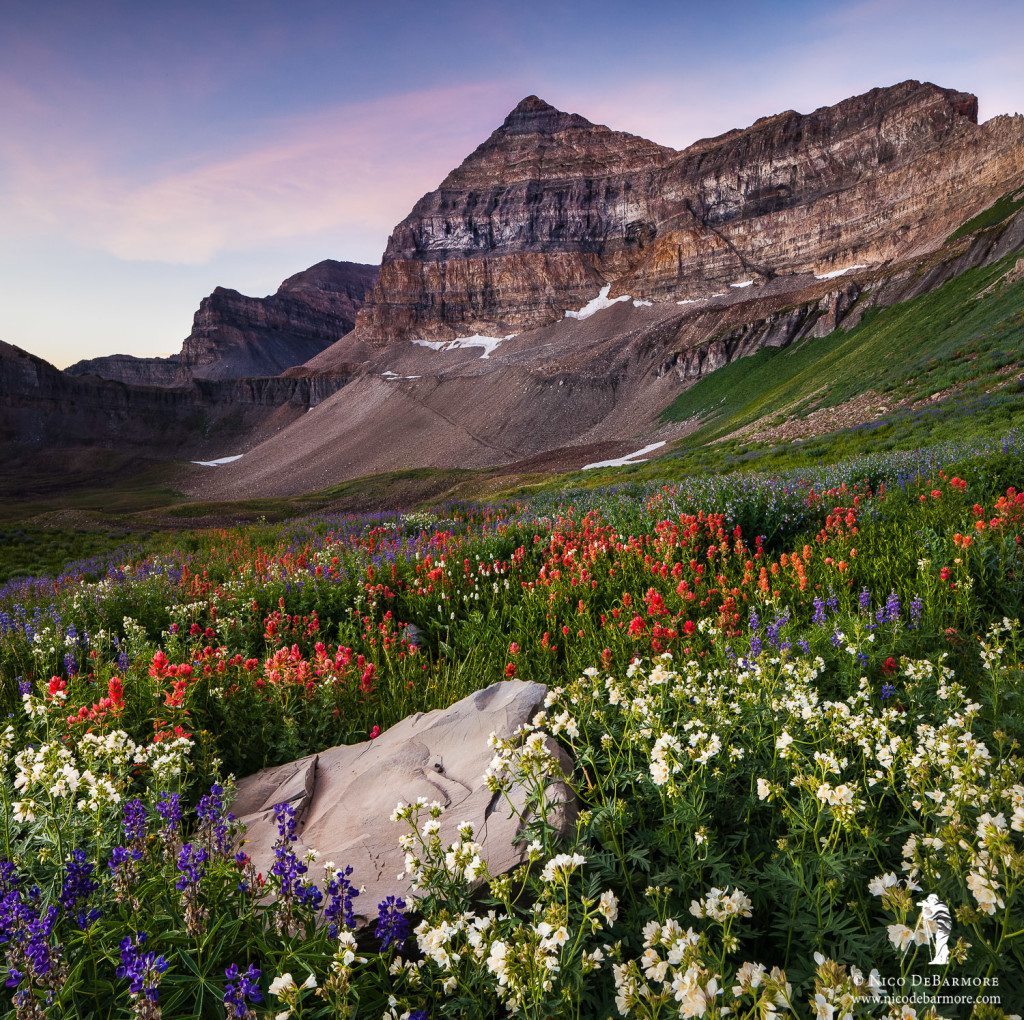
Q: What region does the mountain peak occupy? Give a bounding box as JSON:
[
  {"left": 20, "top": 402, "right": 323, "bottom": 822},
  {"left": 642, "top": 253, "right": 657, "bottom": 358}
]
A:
[
  {"left": 500, "top": 94, "right": 593, "bottom": 134},
  {"left": 509, "top": 95, "right": 555, "bottom": 115}
]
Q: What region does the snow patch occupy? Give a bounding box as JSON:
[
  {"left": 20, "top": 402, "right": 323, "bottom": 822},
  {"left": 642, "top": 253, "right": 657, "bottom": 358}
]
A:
[
  {"left": 583, "top": 441, "right": 667, "bottom": 470},
  {"left": 814, "top": 264, "right": 870, "bottom": 281},
  {"left": 730, "top": 279, "right": 755, "bottom": 289},
  {"left": 565, "top": 285, "right": 631, "bottom": 320},
  {"left": 632, "top": 298, "right": 653, "bottom": 307},
  {"left": 411, "top": 334, "right": 515, "bottom": 359},
  {"left": 191, "top": 455, "right": 244, "bottom": 467},
  {"left": 382, "top": 371, "right": 421, "bottom": 380},
  {"left": 676, "top": 298, "right": 698, "bottom": 305}
]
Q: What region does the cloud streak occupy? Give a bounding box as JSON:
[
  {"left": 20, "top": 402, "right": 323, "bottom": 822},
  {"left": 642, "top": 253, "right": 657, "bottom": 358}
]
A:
[{"left": 1, "top": 81, "right": 515, "bottom": 265}]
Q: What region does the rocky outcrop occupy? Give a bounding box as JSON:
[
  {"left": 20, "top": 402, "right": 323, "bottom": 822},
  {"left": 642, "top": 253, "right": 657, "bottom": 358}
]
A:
[
  {"left": 352, "top": 82, "right": 1024, "bottom": 345},
  {"left": 196, "top": 205, "right": 1024, "bottom": 500},
  {"left": 231, "top": 680, "right": 576, "bottom": 923},
  {"left": 67, "top": 260, "right": 377, "bottom": 385},
  {"left": 0, "top": 340, "right": 347, "bottom": 454}
]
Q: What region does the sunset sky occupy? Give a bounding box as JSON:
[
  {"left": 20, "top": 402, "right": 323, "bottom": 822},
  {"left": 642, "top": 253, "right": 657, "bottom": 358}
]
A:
[{"left": 3, "top": 0, "right": 1023, "bottom": 367}]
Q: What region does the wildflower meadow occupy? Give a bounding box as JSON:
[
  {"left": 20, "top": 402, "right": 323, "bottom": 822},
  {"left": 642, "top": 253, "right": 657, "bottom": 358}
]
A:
[{"left": 2, "top": 440, "right": 1024, "bottom": 1018}]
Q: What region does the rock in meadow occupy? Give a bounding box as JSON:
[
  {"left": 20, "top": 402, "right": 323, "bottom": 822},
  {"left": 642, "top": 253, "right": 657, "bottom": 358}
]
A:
[{"left": 231, "top": 680, "right": 575, "bottom": 923}]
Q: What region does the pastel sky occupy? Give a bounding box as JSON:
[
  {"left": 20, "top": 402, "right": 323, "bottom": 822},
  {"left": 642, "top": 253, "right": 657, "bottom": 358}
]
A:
[{"left": 2, "top": 0, "right": 1022, "bottom": 368}]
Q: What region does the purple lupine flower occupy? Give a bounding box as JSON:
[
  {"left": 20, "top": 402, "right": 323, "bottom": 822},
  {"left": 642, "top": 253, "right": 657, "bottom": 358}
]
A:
[
  {"left": 0, "top": 861, "right": 19, "bottom": 895},
  {"left": 825, "top": 594, "right": 839, "bottom": 614},
  {"left": 766, "top": 612, "right": 788, "bottom": 648},
  {"left": 881, "top": 683, "right": 896, "bottom": 700},
  {"left": 408, "top": 1013, "right": 428, "bottom": 1020},
  {"left": 175, "top": 844, "right": 208, "bottom": 892},
  {"left": 16, "top": 679, "right": 31, "bottom": 697},
  {"left": 910, "top": 595, "right": 923, "bottom": 627},
  {"left": 858, "top": 588, "right": 871, "bottom": 613},
  {"left": 107, "top": 844, "right": 143, "bottom": 905},
  {"left": 884, "top": 592, "right": 901, "bottom": 623},
  {"left": 123, "top": 798, "right": 147, "bottom": 843},
  {"left": 273, "top": 802, "right": 297, "bottom": 843},
  {"left": 22, "top": 904, "right": 58, "bottom": 980},
  {"left": 811, "top": 597, "right": 826, "bottom": 625},
  {"left": 748, "top": 609, "right": 760, "bottom": 631},
  {"left": 324, "top": 865, "right": 359, "bottom": 937},
  {"left": 797, "top": 639, "right": 811, "bottom": 654},
  {"left": 375, "top": 895, "right": 410, "bottom": 950},
  {"left": 59, "top": 850, "right": 100, "bottom": 928},
  {"left": 224, "top": 963, "right": 262, "bottom": 1018},
  {"left": 830, "top": 631, "right": 843, "bottom": 649},
  {"left": 117, "top": 932, "right": 168, "bottom": 1003},
  {"left": 196, "top": 784, "right": 224, "bottom": 825},
  {"left": 63, "top": 652, "right": 77, "bottom": 678},
  {"left": 155, "top": 793, "right": 182, "bottom": 835},
  {"left": 196, "top": 782, "right": 234, "bottom": 854},
  {"left": 749, "top": 634, "right": 762, "bottom": 658},
  {"left": 0, "top": 877, "right": 61, "bottom": 996},
  {"left": 0, "top": 888, "right": 28, "bottom": 950},
  {"left": 269, "top": 803, "right": 322, "bottom": 911}
]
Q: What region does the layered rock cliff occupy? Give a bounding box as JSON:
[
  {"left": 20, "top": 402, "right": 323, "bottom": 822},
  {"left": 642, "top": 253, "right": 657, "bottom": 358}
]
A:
[
  {"left": 353, "top": 82, "right": 1024, "bottom": 344},
  {"left": 5, "top": 80, "right": 1023, "bottom": 500},
  {"left": 67, "top": 260, "right": 377, "bottom": 385},
  {"left": 1, "top": 340, "right": 346, "bottom": 454}
]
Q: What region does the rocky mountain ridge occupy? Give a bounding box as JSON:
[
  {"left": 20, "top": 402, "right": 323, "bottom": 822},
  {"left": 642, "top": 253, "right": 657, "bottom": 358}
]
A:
[
  {"left": 199, "top": 200, "right": 1024, "bottom": 498},
  {"left": 350, "top": 82, "right": 1023, "bottom": 346},
  {"left": 0, "top": 340, "right": 346, "bottom": 456},
  {"left": 67, "top": 260, "right": 377, "bottom": 386},
  {"left": 3, "top": 80, "right": 1023, "bottom": 498}
]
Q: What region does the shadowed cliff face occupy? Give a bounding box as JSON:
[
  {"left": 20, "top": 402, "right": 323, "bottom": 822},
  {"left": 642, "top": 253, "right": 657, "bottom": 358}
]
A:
[
  {"left": 353, "top": 82, "right": 1024, "bottom": 343},
  {"left": 66, "top": 260, "right": 378, "bottom": 386},
  {"left": 1, "top": 340, "right": 346, "bottom": 456}
]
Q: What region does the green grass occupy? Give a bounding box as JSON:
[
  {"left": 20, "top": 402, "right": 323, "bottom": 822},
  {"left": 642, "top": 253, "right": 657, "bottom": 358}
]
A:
[
  {"left": 0, "top": 525, "right": 156, "bottom": 584},
  {"left": 947, "top": 185, "right": 1024, "bottom": 242},
  {"left": 497, "top": 252, "right": 1024, "bottom": 499},
  {"left": 661, "top": 249, "right": 1024, "bottom": 442}
]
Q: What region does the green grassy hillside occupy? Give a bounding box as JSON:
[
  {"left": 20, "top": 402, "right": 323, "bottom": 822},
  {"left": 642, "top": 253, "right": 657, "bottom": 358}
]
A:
[{"left": 659, "top": 249, "right": 1023, "bottom": 461}]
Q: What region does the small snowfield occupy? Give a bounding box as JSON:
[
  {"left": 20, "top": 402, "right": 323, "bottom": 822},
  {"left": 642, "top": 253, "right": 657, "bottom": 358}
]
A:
[
  {"left": 191, "top": 455, "right": 244, "bottom": 468},
  {"left": 583, "top": 441, "right": 667, "bottom": 470},
  {"left": 565, "top": 285, "right": 631, "bottom": 320},
  {"left": 412, "top": 334, "right": 515, "bottom": 359},
  {"left": 815, "top": 264, "right": 870, "bottom": 280}
]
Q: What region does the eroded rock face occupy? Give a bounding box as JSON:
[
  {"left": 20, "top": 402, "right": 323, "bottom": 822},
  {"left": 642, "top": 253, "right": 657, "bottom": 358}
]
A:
[
  {"left": 231, "top": 681, "right": 575, "bottom": 924},
  {"left": 0, "top": 339, "right": 347, "bottom": 454},
  {"left": 356, "top": 82, "right": 1024, "bottom": 342},
  {"left": 67, "top": 260, "right": 378, "bottom": 385}
]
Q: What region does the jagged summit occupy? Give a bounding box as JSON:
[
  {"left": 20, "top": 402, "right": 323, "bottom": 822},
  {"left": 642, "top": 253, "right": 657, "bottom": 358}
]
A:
[
  {"left": 359, "top": 77, "right": 1020, "bottom": 345},
  {"left": 6, "top": 79, "right": 1024, "bottom": 503},
  {"left": 67, "top": 259, "right": 378, "bottom": 386},
  {"left": 499, "top": 95, "right": 595, "bottom": 135}
]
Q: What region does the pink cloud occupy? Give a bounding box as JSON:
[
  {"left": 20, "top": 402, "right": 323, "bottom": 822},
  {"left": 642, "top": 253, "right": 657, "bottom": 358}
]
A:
[{"left": 0, "top": 81, "right": 516, "bottom": 265}]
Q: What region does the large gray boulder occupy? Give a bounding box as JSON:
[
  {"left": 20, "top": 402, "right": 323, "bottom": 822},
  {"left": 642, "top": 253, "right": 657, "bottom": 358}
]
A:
[{"left": 231, "top": 680, "right": 575, "bottom": 922}]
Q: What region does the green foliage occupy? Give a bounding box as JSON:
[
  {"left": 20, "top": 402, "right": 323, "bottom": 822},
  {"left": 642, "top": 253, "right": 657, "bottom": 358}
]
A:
[
  {"left": 947, "top": 187, "right": 1024, "bottom": 242},
  {"left": 662, "top": 250, "right": 1024, "bottom": 439},
  {"left": 2, "top": 447, "right": 1024, "bottom": 1016},
  {"left": 0, "top": 527, "right": 152, "bottom": 585}
]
